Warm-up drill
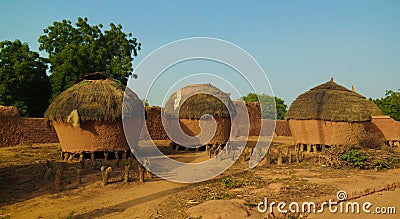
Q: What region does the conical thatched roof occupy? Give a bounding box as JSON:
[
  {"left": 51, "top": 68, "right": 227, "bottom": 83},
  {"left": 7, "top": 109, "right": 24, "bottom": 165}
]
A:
[
  {"left": 164, "top": 84, "right": 236, "bottom": 119},
  {"left": 45, "top": 72, "right": 141, "bottom": 123},
  {"left": 286, "top": 79, "right": 384, "bottom": 122}
]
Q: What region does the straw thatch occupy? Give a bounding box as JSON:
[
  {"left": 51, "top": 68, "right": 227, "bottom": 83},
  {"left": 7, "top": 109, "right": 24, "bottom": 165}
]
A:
[
  {"left": 286, "top": 79, "right": 383, "bottom": 122},
  {"left": 164, "top": 84, "right": 236, "bottom": 119},
  {"left": 45, "top": 72, "right": 140, "bottom": 123}
]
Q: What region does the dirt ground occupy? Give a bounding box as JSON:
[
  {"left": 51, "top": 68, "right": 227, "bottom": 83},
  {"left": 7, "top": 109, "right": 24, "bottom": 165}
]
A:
[{"left": 0, "top": 137, "right": 399, "bottom": 219}]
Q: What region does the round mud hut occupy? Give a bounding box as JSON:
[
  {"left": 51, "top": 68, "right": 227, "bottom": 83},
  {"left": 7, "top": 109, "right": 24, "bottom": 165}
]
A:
[
  {"left": 286, "top": 78, "right": 385, "bottom": 151},
  {"left": 164, "top": 84, "right": 236, "bottom": 149},
  {"left": 44, "top": 73, "right": 143, "bottom": 159}
]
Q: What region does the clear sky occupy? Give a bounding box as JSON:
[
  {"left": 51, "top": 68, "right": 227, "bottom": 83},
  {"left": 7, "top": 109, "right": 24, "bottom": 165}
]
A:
[{"left": 1, "top": 0, "right": 399, "bottom": 106}]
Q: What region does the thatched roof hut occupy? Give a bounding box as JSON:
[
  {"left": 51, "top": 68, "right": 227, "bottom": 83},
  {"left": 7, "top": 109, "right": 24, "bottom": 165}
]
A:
[
  {"left": 164, "top": 84, "right": 236, "bottom": 146},
  {"left": 286, "top": 79, "right": 385, "bottom": 148},
  {"left": 45, "top": 72, "right": 142, "bottom": 154}
]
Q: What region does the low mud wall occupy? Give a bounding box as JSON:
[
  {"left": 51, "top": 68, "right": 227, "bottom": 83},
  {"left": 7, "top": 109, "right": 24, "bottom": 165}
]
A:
[{"left": 0, "top": 106, "right": 58, "bottom": 147}]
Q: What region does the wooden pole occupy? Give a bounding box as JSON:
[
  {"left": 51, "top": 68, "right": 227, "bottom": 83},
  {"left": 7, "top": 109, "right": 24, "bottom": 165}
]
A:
[
  {"left": 124, "top": 165, "right": 130, "bottom": 183},
  {"left": 76, "top": 169, "right": 82, "bottom": 185},
  {"left": 138, "top": 164, "right": 144, "bottom": 183},
  {"left": 277, "top": 149, "right": 283, "bottom": 165}
]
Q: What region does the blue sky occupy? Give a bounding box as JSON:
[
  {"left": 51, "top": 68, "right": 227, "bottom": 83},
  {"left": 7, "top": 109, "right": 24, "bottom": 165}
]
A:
[{"left": 1, "top": 0, "right": 399, "bottom": 106}]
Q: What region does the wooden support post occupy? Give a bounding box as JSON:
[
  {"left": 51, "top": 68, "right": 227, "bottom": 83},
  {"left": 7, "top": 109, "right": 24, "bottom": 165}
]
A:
[
  {"left": 60, "top": 151, "right": 64, "bottom": 160},
  {"left": 296, "top": 150, "right": 303, "bottom": 163},
  {"left": 137, "top": 163, "right": 144, "bottom": 183},
  {"left": 277, "top": 149, "right": 283, "bottom": 165},
  {"left": 63, "top": 153, "right": 69, "bottom": 161},
  {"left": 79, "top": 153, "right": 85, "bottom": 169},
  {"left": 55, "top": 168, "right": 61, "bottom": 190},
  {"left": 265, "top": 152, "right": 271, "bottom": 165},
  {"left": 114, "top": 152, "right": 119, "bottom": 168},
  {"left": 122, "top": 151, "right": 127, "bottom": 160},
  {"left": 288, "top": 152, "right": 293, "bottom": 163},
  {"left": 104, "top": 152, "right": 109, "bottom": 161},
  {"left": 68, "top": 153, "right": 74, "bottom": 161},
  {"left": 306, "top": 145, "right": 312, "bottom": 153},
  {"left": 124, "top": 165, "right": 130, "bottom": 183},
  {"left": 101, "top": 166, "right": 112, "bottom": 186},
  {"left": 286, "top": 147, "right": 290, "bottom": 156},
  {"left": 76, "top": 169, "right": 82, "bottom": 185}
]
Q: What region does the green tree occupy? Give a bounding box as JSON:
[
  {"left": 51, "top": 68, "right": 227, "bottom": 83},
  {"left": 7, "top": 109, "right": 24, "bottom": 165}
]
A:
[
  {"left": 372, "top": 90, "right": 400, "bottom": 121},
  {"left": 38, "top": 17, "right": 141, "bottom": 99},
  {"left": 0, "top": 40, "right": 51, "bottom": 117},
  {"left": 241, "top": 93, "right": 288, "bottom": 120},
  {"left": 141, "top": 98, "right": 149, "bottom": 106}
]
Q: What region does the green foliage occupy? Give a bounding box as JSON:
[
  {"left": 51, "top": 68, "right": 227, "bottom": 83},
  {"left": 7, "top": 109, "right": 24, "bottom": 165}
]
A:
[
  {"left": 0, "top": 40, "right": 51, "bottom": 117},
  {"left": 221, "top": 177, "right": 236, "bottom": 188},
  {"left": 372, "top": 90, "right": 400, "bottom": 121},
  {"left": 38, "top": 17, "right": 141, "bottom": 99},
  {"left": 373, "top": 160, "right": 390, "bottom": 171},
  {"left": 141, "top": 98, "right": 149, "bottom": 106},
  {"left": 241, "top": 93, "right": 288, "bottom": 120},
  {"left": 340, "top": 150, "right": 367, "bottom": 169}
]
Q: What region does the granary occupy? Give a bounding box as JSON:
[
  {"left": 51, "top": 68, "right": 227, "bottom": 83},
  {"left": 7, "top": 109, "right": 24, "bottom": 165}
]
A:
[
  {"left": 44, "top": 72, "right": 143, "bottom": 160},
  {"left": 163, "top": 84, "right": 236, "bottom": 149},
  {"left": 286, "top": 78, "right": 385, "bottom": 151}
]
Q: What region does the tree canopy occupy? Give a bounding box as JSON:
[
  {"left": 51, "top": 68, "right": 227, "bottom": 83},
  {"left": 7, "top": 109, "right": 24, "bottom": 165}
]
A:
[
  {"left": 38, "top": 17, "right": 141, "bottom": 99},
  {"left": 372, "top": 90, "right": 400, "bottom": 121},
  {"left": 0, "top": 40, "right": 51, "bottom": 117},
  {"left": 241, "top": 93, "right": 288, "bottom": 120}
]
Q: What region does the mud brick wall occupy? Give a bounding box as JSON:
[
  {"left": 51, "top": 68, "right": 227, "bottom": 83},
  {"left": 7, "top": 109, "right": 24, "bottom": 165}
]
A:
[
  {"left": 274, "top": 120, "right": 292, "bottom": 136},
  {"left": 20, "top": 118, "right": 59, "bottom": 144},
  {"left": 0, "top": 106, "right": 59, "bottom": 147},
  {"left": 0, "top": 106, "right": 24, "bottom": 147},
  {"left": 142, "top": 106, "right": 169, "bottom": 140}
]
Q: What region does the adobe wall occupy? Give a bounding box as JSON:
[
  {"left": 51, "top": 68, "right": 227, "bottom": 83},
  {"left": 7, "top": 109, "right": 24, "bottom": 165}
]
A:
[
  {"left": 141, "top": 106, "right": 169, "bottom": 140},
  {"left": 232, "top": 101, "right": 261, "bottom": 137},
  {"left": 0, "top": 106, "right": 24, "bottom": 147},
  {"left": 20, "top": 118, "right": 58, "bottom": 144},
  {"left": 371, "top": 116, "right": 400, "bottom": 141},
  {"left": 0, "top": 106, "right": 58, "bottom": 147},
  {"left": 274, "top": 120, "right": 292, "bottom": 136}
]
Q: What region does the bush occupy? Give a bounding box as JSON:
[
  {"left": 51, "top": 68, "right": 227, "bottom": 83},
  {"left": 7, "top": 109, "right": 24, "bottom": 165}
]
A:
[
  {"left": 221, "top": 177, "right": 236, "bottom": 188},
  {"left": 340, "top": 150, "right": 367, "bottom": 169}
]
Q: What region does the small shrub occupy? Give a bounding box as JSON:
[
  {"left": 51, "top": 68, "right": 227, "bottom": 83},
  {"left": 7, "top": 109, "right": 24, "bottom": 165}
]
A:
[
  {"left": 221, "top": 177, "right": 236, "bottom": 188},
  {"left": 373, "top": 160, "right": 390, "bottom": 171},
  {"left": 340, "top": 150, "right": 367, "bottom": 169}
]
